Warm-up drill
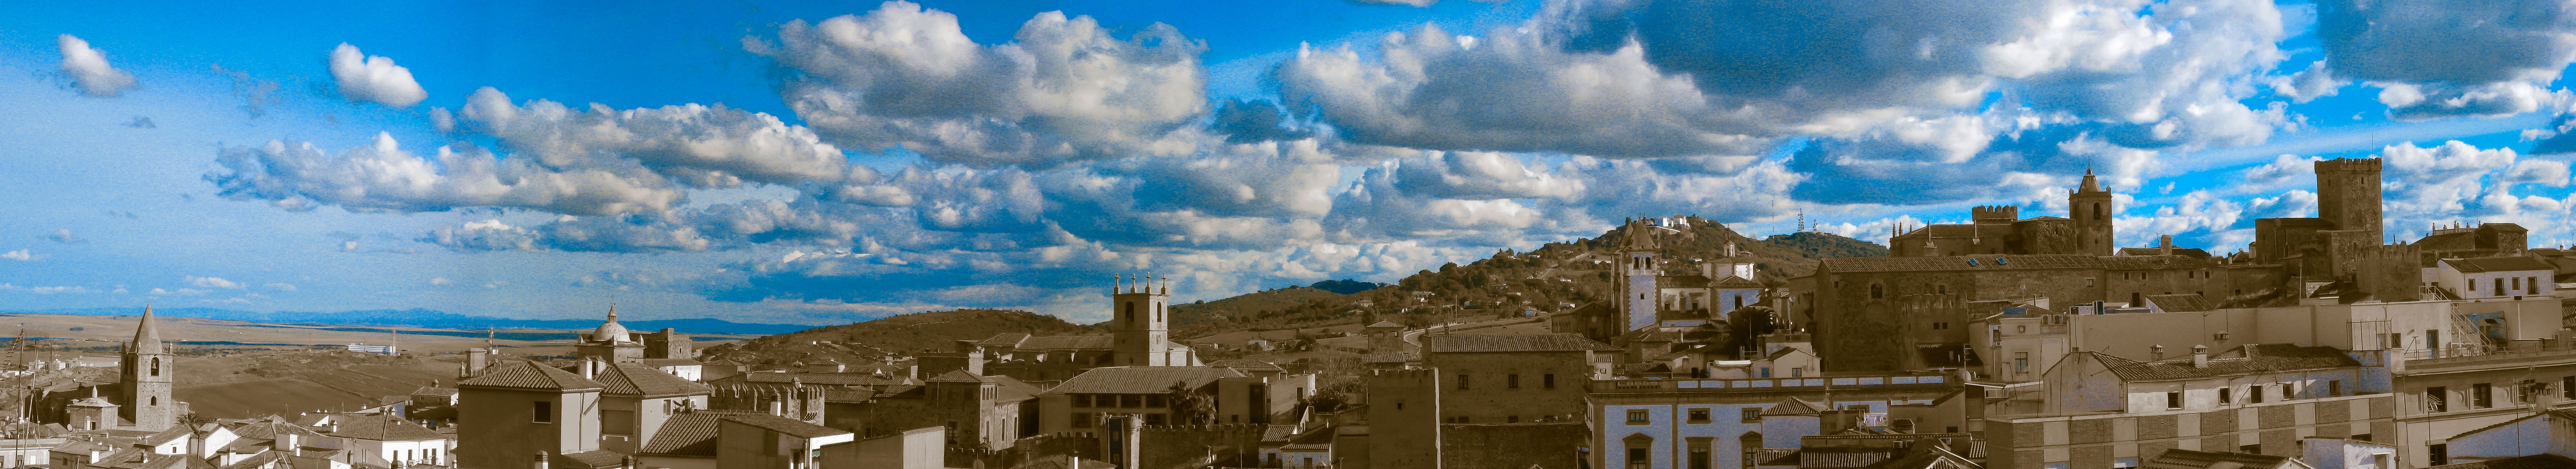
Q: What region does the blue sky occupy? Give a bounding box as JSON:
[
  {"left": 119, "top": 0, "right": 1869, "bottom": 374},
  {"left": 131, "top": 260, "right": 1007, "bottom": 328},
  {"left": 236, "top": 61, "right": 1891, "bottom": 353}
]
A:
[{"left": 4, "top": 0, "right": 2575, "bottom": 325}]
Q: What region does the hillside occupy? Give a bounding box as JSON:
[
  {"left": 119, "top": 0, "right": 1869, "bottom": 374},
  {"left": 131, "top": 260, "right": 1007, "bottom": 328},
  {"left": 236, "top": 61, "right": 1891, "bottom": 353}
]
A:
[
  {"left": 697, "top": 309, "right": 1102, "bottom": 369},
  {"left": 0, "top": 307, "right": 811, "bottom": 335},
  {"left": 1173, "top": 217, "right": 1886, "bottom": 341}
]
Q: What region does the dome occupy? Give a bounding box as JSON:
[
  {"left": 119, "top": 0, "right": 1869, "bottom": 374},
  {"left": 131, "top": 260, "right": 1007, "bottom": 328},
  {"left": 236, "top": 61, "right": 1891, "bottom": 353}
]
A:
[{"left": 592, "top": 307, "right": 633, "bottom": 343}]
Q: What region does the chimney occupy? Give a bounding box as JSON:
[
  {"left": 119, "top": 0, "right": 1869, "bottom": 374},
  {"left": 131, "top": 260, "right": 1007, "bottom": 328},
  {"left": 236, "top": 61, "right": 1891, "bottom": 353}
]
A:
[
  {"left": 581, "top": 358, "right": 596, "bottom": 380},
  {"left": 533, "top": 451, "right": 550, "bottom": 469},
  {"left": 2191, "top": 345, "right": 2209, "bottom": 367},
  {"left": 466, "top": 348, "right": 489, "bottom": 377},
  {"left": 282, "top": 430, "right": 299, "bottom": 456},
  {"left": 2151, "top": 345, "right": 2165, "bottom": 360}
]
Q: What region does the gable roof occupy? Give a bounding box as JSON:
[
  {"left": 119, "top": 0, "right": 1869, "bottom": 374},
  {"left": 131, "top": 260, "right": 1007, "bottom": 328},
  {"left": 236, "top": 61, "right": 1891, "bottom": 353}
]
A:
[
  {"left": 977, "top": 333, "right": 1032, "bottom": 347},
  {"left": 639, "top": 410, "right": 763, "bottom": 456},
  {"left": 1049, "top": 367, "right": 1243, "bottom": 395},
  {"left": 726, "top": 372, "right": 912, "bottom": 386},
  {"left": 719, "top": 413, "right": 850, "bottom": 439},
  {"left": 1761, "top": 396, "right": 1828, "bottom": 416},
  {"left": 1423, "top": 334, "right": 1617, "bottom": 353},
  {"left": 582, "top": 363, "right": 715, "bottom": 397},
  {"left": 457, "top": 361, "right": 607, "bottom": 392},
  {"left": 928, "top": 370, "right": 995, "bottom": 383},
  {"left": 2142, "top": 449, "right": 2310, "bottom": 469},
  {"left": 2449, "top": 256, "right": 2556, "bottom": 273},
  {"left": 2092, "top": 344, "right": 2360, "bottom": 382}
]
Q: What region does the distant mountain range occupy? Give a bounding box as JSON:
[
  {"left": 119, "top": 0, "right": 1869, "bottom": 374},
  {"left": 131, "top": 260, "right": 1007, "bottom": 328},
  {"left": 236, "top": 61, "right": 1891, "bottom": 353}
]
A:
[{"left": 0, "top": 307, "right": 813, "bottom": 336}]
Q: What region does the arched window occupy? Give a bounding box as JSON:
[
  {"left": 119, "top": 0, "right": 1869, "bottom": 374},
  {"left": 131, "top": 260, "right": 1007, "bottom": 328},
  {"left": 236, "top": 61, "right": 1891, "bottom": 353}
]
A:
[
  {"left": 2092, "top": 203, "right": 2103, "bottom": 220},
  {"left": 1123, "top": 302, "right": 1135, "bottom": 324},
  {"left": 1870, "top": 284, "right": 1885, "bottom": 299},
  {"left": 150, "top": 357, "right": 159, "bottom": 377}
]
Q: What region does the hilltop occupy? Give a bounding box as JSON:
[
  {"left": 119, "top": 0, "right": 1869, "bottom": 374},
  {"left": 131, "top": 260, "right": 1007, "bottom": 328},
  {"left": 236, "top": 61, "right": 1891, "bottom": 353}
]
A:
[
  {"left": 0, "top": 307, "right": 811, "bottom": 335},
  {"left": 697, "top": 309, "right": 1101, "bottom": 369},
  {"left": 1172, "top": 217, "right": 1885, "bottom": 341}
]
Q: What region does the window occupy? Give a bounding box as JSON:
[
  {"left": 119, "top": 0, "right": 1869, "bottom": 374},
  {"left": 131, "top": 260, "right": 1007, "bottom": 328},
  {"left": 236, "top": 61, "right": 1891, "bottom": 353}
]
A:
[
  {"left": 1072, "top": 394, "right": 1090, "bottom": 407},
  {"left": 1870, "top": 284, "right": 1884, "bottom": 299},
  {"left": 2473, "top": 383, "right": 2493, "bottom": 408},
  {"left": 2218, "top": 388, "right": 2231, "bottom": 404},
  {"left": 2563, "top": 376, "right": 2574, "bottom": 399},
  {"left": 1508, "top": 374, "right": 1521, "bottom": 389},
  {"left": 2429, "top": 444, "right": 2448, "bottom": 466},
  {"left": 2114, "top": 457, "right": 2139, "bottom": 468},
  {"left": 1146, "top": 395, "right": 1166, "bottom": 407},
  {"left": 2426, "top": 386, "right": 2447, "bottom": 412},
  {"left": 149, "top": 396, "right": 156, "bottom": 406},
  {"left": 2514, "top": 277, "right": 2523, "bottom": 290},
  {"left": 1741, "top": 408, "right": 1762, "bottom": 422},
  {"left": 2329, "top": 381, "right": 2341, "bottom": 397},
  {"left": 1544, "top": 374, "right": 1557, "bottom": 389},
  {"left": 1687, "top": 408, "right": 1710, "bottom": 423},
  {"left": 2281, "top": 383, "right": 2296, "bottom": 400},
  {"left": 1628, "top": 447, "right": 1652, "bottom": 469},
  {"left": 2165, "top": 391, "right": 2182, "bottom": 410},
  {"left": 2251, "top": 386, "right": 2265, "bottom": 404},
  {"left": 1458, "top": 374, "right": 1470, "bottom": 389},
  {"left": 533, "top": 401, "right": 553, "bottom": 423},
  {"left": 1626, "top": 409, "right": 1650, "bottom": 424},
  {"left": 2495, "top": 278, "right": 2506, "bottom": 295},
  {"left": 150, "top": 357, "right": 159, "bottom": 376},
  {"left": 2015, "top": 352, "right": 2029, "bottom": 373},
  {"left": 1689, "top": 438, "right": 1713, "bottom": 469}
]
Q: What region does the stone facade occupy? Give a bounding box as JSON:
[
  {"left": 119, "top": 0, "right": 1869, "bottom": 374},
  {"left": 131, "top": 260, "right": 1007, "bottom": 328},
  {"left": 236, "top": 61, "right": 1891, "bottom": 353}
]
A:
[{"left": 1985, "top": 394, "right": 2394, "bottom": 469}]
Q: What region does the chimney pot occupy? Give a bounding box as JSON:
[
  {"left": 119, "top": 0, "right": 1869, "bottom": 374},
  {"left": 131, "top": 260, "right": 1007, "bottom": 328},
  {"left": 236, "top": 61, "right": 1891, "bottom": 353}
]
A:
[{"left": 2191, "top": 345, "right": 2210, "bottom": 367}]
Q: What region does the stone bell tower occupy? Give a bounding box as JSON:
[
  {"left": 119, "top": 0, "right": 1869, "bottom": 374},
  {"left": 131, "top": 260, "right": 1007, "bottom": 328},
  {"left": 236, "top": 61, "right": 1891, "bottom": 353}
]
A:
[
  {"left": 2070, "top": 169, "right": 2116, "bottom": 256},
  {"left": 1111, "top": 275, "right": 1174, "bottom": 366},
  {"left": 121, "top": 306, "right": 175, "bottom": 431}
]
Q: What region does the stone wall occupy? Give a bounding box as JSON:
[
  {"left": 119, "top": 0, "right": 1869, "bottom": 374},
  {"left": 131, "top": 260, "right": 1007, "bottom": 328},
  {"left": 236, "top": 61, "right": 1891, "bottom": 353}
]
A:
[
  {"left": 1367, "top": 369, "right": 1442, "bottom": 469},
  {"left": 1136, "top": 424, "right": 1267, "bottom": 468},
  {"left": 1442, "top": 422, "right": 1587, "bottom": 469},
  {"left": 1422, "top": 351, "right": 1590, "bottom": 423}
]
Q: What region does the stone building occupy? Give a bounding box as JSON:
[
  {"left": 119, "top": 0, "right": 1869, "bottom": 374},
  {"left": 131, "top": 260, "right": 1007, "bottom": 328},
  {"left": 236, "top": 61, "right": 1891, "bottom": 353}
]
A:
[
  {"left": 1886, "top": 169, "right": 2113, "bottom": 258},
  {"left": 2250, "top": 158, "right": 2385, "bottom": 277},
  {"left": 1585, "top": 372, "right": 1964, "bottom": 469},
  {"left": 573, "top": 306, "right": 695, "bottom": 364},
  {"left": 1420, "top": 334, "right": 1617, "bottom": 424},
  {"left": 44, "top": 307, "right": 180, "bottom": 432}
]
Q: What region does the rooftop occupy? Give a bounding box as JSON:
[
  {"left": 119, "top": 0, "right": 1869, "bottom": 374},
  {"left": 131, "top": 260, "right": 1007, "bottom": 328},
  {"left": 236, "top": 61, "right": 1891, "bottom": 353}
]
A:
[
  {"left": 1049, "top": 367, "right": 1243, "bottom": 395},
  {"left": 1423, "top": 333, "right": 1617, "bottom": 353},
  {"left": 2141, "top": 449, "right": 2305, "bottom": 469},
  {"left": 2094, "top": 343, "right": 2361, "bottom": 382},
  {"left": 457, "top": 361, "right": 608, "bottom": 391},
  {"left": 2449, "top": 256, "right": 2556, "bottom": 273}
]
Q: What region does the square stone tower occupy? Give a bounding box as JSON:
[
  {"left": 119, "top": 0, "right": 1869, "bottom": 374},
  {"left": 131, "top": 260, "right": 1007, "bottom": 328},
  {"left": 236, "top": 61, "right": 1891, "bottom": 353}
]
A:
[
  {"left": 2315, "top": 158, "right": 2385, "bottom": 237},
  {"left": 119, "top": 306, "right": 175, "bottom": 431},
  {"left": 2070, "top": 169, "right": 2116, "bottom": 256},
  {"left": 1111, "top": 275, "right": 1174, "bottom": 366}
]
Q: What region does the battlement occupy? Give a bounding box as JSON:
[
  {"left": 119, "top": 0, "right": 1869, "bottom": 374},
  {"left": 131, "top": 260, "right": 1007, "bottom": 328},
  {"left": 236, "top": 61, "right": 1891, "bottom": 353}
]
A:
[
  {"left": 2315, "top": 158, "right": 2384, "bottom": 172},
  {"left": 1970, "top": 205, "right": 2020, "bottom": 222}
]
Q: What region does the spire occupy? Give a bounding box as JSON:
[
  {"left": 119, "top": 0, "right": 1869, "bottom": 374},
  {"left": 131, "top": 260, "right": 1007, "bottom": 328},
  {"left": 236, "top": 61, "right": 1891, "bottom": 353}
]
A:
[
  {"left": 2079, "top": 168, "right": 2103, "bottom": 193},
  {"left": 131, "top": 305, "right": 164, "bottom": 355}
]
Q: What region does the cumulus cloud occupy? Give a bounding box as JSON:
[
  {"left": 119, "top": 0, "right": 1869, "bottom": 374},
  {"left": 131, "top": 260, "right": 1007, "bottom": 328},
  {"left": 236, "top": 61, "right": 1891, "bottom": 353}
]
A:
[
  {"left": 209, "top": 132, "right": 684, "bottom": 215},
  {"left": 2371, "top": 140, "right": 2576, "bottom": 242},
  {"left": 56, "top": 35, "right": 138, "bottom": 97},
  {"left": 44, "top": 230, "right": 84, "bottom": 244},
  {"left": 327, "top": 43, "right": 428, "bottom": 107},
  {"left": 146, "top": 288, "right": 206, "bottom": 296},
  {"left": 429, "top": 277, "right": 453, "bottom": 286},
  {"left": 0, "top": 250, "right": 36, "bottom": 261},
  {"left": 456, "top": 87, "right": 851, "bottom": 188},
  {"left": 752, "top": 1, "right": 1209, "bottom": 167},
  {"left": 2316, "top": 0, "right": 2576, "bottom": 119}
]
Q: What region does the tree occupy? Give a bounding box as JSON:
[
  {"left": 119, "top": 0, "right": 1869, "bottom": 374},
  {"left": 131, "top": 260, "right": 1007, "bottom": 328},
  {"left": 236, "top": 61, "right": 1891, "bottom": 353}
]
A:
[
  {"left": 1167, "top": 381, "right": 1215, "bottom": 425},
  {"left": 179, "top": 412, "right": 212, "bottom": 428}
]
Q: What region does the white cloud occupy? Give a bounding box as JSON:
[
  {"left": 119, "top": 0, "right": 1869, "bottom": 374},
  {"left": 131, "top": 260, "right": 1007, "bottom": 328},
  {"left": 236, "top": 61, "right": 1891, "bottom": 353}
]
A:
[
  {"left": 429, "top": 277, "right": 454, "bottom": 286},
  {"left": 0, "top": 250, "right": 33, "bottom": 261},
  {"left": 184, "top": 276, "right": 244, "bottom": 289},
  {"left": 755, "top": 1, "right": 1209, "bottom": 167},
  {"left": 263, "top": 283, "right": 297, "bottom": 292},
  {"left": 55, "top": 35, "right": 138, "bottom": 97},
  {"left": 210, "top": 132, "right": 684, "bottom": 216},
  {"left": 45, "top": 229, "right": 85, "bottom": 244},
  {"left": 2316, "top": 0, "right": 2576, "bottom": 120},
  {"left": 146, "top": 288, "right": 207, "bottom": 296},
  {"left": 456, "top": 87, "right": 851, "bottom": 188},
  {"left": 327, "top": 43, "right": 428, "bottom": 107}
]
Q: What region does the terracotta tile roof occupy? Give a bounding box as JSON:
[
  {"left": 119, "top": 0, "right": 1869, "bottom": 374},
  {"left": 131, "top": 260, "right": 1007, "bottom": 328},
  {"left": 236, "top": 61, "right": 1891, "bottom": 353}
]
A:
[
  {"left": 1017, "top": 335, "right": 1116, "bottom": 351},
  {"left": 639, "top": 410, "right": 764, "bottom": 456},
  {"left": 638, "top": 358, "right": 702, "bottom": 367},
  {"left": 91, "top": 448, "right": 190, "bottom": 469},
  {"left": 1280, "top": 429, "right": 1334, "bottom": 450},
  {"left": 2093, "top": 343, "right": 2359, "bottom": 382},
  {"left": 1712, "top": 276, "right": 1763, "bottom": 288},
  {"left": 554, "top": 449, "right": 630, "bottom": 469},
  {"left": 225, "top": 417, "right": 326, "bottom": 441},
  {"left": 1753, "top": 448, "right": 1801, "bottom": 466},
  {"left": 1823, "top": 254, "right": 2101, "bottom": 273},
  {"left": 321, "top": 414, "right": 447, "bottom": 442},
  {"left": 1208, "top": 359, "right": 1282, "bottom": 371},
  {"left": 1260, "top": 425, "right": 1299, "bottom": 443},
  {"left": 1049, "top": 367, "right": 1242, "bottom": 395},
  {"left": 719, "top": 413, "right": 849, "bottom": 439},
  {"left": 2426, "top": 454, "right": 2576, "bottom": 469},
  {"left": 1761, "top": 397, "right": 1827, "bottom": 416},
  {"left": 579, "top": 363, "right": 714, "bottom": 397},
  {"left": 2141, "top": 449, "right": 2303, "bottom": 469},
  {"left": 728, "top": 372, "right": 911, "bottom": 386},
  {"left": 978, "top": 333, "right": 1032, "bottom": 347},
  {"left": 219, "top": 452, "right": 280, "bottom": 469},
  {"left": 1792, "top": 449, "right": 1894, "bottom": 468},
  {"left": 140, "top": 426, "right": 191, "bottom": 445},
  {"left": 2450, "top": 256, "right": 2556, "bottom": 273},
  {"left": 457, "top": 361, "right": 608, "bottom": 391},
  {"left": 991, "top": 375, "right": 1043, "bottom": 402},
  {"left": 1424, "top": 334, "right": 1617, "bottom": 353}
]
